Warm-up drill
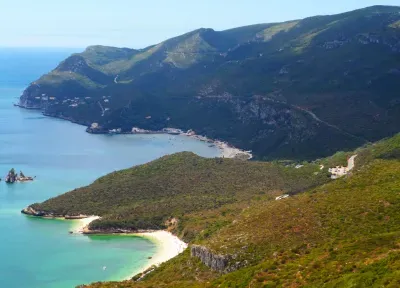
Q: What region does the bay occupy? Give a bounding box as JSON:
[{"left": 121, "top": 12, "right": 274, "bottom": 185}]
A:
[{"left": 0, "top": 48, "right": 220, "bottom": 287}]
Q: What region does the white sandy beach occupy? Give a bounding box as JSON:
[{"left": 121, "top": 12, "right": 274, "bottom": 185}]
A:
[
  {"left": 73, "top": 216, "right": 100, "bottom": 233},
  {"left": 132, "top": 127, "right": 253, "bottom": 160},
  {"left": 215, "top": 140, "right": 253, "bottom": 159},
  {"left": 73, "top": 216, "right": 188, "bottom": 280},
  {"left": 181, "top": 131, "right": 253, "bottom": 159},
  {"left": 126, "top": 230, "right": 188, "bottom": 279}
]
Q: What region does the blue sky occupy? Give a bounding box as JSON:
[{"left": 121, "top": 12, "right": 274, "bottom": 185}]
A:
[{"left": 0, "top": 0, "right": 399, "bottom": 48}]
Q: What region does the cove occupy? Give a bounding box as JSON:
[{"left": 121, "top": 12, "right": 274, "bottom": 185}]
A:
[{"left": 0, "top": 48, "right": 220, "bottom": 288}]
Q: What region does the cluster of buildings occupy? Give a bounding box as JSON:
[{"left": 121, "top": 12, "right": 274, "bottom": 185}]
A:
[
  {"left": 62, "top": 97, "right": 84, "bottom": 107},
  {"left": 328, "top": 155, "right": 357, "bottom": 180},
  {"left": 34, "top": 94, "right": 59, "bottom": 104},
  {"left": 328, "top": 166, "right": 350, "bottom": 179},
  {"left": 34, "top": 94, "right": 114, "bottom": 110}
]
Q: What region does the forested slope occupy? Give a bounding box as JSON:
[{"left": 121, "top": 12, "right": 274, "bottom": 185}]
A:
[{"left": 19, "top": 6, "right": 400, "bottom": 160}]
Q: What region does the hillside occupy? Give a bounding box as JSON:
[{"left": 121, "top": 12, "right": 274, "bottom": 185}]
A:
[
  {"left": 18, "top": 5, "right": 400, "bottom": 160},
  {"left": 74, "top": 135, "right": 400, "bottom": 287},
  {"left": 25, "top": 152, "right": 329, "bottom": 241}
]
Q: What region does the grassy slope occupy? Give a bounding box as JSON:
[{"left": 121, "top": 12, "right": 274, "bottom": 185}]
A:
[
  {"left": 30, "top": 152, "right": 328, "bottom": 240},
  {"left": 81, "top": 134, "right": 400, "bottom": 288}
]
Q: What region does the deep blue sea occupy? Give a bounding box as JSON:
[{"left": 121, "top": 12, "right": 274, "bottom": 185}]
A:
[{"left": 0, "top": 48, "right": 220, "bottom": 288}]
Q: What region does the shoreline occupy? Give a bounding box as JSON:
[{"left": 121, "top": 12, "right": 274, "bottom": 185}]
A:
[
  {"left": 15, "top": 105, "right": 252, "bottom": 160},
  {"left": 88, "top": 125, "right": 253, "bottom": 160},
  {"left": 66, "top": 215, "right": 188, "bottom": 280},
  {"left": 125, "top": 230, "right": 188, "bottom": 280},
  {"left": 182, "top": 131, "right": 253, "bottom": 160}
]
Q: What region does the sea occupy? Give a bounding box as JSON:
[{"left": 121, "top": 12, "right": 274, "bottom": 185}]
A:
[{"left": 0, "top": 48, "right": 220, "bottom": 288}]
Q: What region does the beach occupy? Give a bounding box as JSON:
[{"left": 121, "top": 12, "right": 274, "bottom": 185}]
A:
[
  {"left": 74, "top": 216, "right": 188, "bottom": 280},
  {"left": 116, "top": 127, "right": 253, "bottom": 160},
  {"left": 127, "top": 230, "right": 188, "bottom": 279},
  {"left": 73, "top": 216, "right": 101, "bottom": 233},
  {"left": 1, "top": 49, "right": 220, "bottom": 288},
  {"left": 180, "top": 130, "right": 253, "bottom": 160},
  {"left": 216, "top": 140, "right": 253, "bottom": 159}
]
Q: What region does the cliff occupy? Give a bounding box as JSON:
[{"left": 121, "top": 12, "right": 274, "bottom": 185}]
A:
[
  {"left": 21, "top": 207, "right": 47, "bottom": 217},
  {"left": 190, "top": 245, "right": 244, "bottom": 273}
]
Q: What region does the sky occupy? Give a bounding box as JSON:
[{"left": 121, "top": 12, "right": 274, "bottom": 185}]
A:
[{"left": 0, "top": 0, "right": 399, "bottom": 48}]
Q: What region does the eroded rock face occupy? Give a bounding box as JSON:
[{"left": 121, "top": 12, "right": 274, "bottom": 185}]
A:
[
  {"left": 19, "top": 84, "right": 44, "bottom": 109},
  {"left": 191, "top": 245, "right": 247, "bottom": 273},
  {"left": 21, "top": 206, "right": 48, "bottom": 217},
  {"left": 191, "top": 245, "right": 231, "bottom": 272}
]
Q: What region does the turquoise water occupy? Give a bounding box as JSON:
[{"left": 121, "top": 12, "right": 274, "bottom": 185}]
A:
[{"left": 0, "top": 49, "right": 220, "bottom": 287}]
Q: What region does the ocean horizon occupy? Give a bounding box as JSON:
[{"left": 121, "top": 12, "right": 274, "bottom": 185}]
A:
[{"left": 0, "top": 48, "right": 220, "bottom": 288}]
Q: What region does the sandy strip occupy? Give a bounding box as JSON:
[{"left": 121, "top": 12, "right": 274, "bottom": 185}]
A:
[
  {"left": 131, "top": 128, "right": 253, "bottom": 160},
  {"left": 73, "top": 216, "right": 100, "bottom": 233},
  {"left": 216, "top": 141, "right": 253, "bottom": 159},
  {"left": 125, "top": 230, "right": 188, "bottom": 279},
  {"left": 182, "top": 132, "right": 253, "bottom": 159},
  {"left": 73, "top": 216, "right": 188, "bottom": 280}
]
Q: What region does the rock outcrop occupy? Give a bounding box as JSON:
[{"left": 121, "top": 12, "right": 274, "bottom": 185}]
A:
[
  {"left": 191, "top": 245, "right": 232, "bottom": 273},
  {"left": 5, "top": 169, "right": 34, "bottom": 183},
  {"left": 5, "top": 168, "right": 18, "bottom": 183},
  {"left": 21, "top": 206, "right": 48, "bottom": 217}
]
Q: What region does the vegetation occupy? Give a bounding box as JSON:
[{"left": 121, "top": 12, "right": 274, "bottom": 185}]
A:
[
  {"left": 18, "top": 4, "right": 400, "bottom": 287},
  {"left": 77, "top": 134, "right": 400, "bottom": 287},
  {"left": 318, "top": 133, "right": 400, "bottom": 168},
  {"left": 14, "top": 4, "right": 400, "bottom": 287},
  {"left": 30, "top": 152, "right": 328, "bottom": 239},
  {"left": 20, "top": 5, "right": 400, "bottom": 160}
]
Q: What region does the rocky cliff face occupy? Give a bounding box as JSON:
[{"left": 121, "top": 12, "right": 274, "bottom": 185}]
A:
[
  {"left": 21, "top": 206, "right": 50, "bottom": 217},
  {"left": 19, "top": 84, "right": 45, "bottom": 109},
  {"left": 191, "top": 245, "right": 246, "bottom": 273},
  {"left": 191, "top": 245, "right": 231, "bottom": 272}
]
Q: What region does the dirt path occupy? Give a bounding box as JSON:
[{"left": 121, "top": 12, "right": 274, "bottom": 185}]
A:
[
  {"left": 347, "top": 154, "right": 357, "bottom": 171},
  {"left": 262, "top": 97, "right": 368, "bottom": 143}
]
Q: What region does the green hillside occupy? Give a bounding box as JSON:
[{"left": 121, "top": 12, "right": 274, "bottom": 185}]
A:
[
  {"left": 21, "top": 134, "right": 400, "bottom": 288},
  {"left": 27, "top": 152, "right": 328, "bottom": 240},
  {"left": 76, "top": 135, "right": 400, "bottom": 288},
  {"left": 19, "top": 6, "right": 400, "bottom": 160}
]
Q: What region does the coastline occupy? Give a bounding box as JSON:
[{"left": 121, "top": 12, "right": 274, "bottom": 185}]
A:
[
  {"left": 89, "top": 125, "right": 253, "bottom": 160},
  {"left": 126, "top": 230, "right": 188, "bottom": 280},
  {"left": 15, "top": 105, "right": 252, "bottom": 160},
  {"left": 182, "top": 130, "right": 253, "bottom": 160},
  {"left": 73, "top": 216, "right": 188, "bottom": 280},
  {"left": 21, "top": 209, "right": 187, "bottom": 281}
]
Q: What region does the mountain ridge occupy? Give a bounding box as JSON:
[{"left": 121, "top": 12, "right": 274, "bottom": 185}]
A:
[{"left": 19, "top": 5, "right": 400, "bottom": 160}]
